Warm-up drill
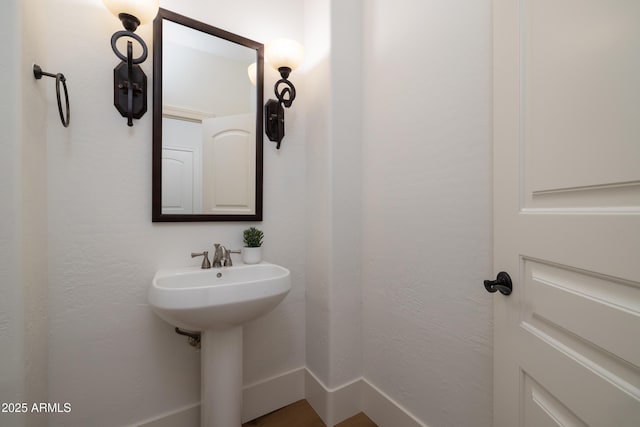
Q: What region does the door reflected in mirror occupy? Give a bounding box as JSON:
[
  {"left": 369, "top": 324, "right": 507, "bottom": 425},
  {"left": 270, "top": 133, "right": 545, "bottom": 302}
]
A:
[{"left": 153, "top": 9, "right": 264, "bottom": 221}]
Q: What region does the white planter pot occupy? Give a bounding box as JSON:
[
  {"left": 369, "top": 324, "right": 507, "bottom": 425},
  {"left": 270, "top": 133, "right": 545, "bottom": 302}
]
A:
[{"left": 242, "top": 247, "right": 262, "bottom": 264}]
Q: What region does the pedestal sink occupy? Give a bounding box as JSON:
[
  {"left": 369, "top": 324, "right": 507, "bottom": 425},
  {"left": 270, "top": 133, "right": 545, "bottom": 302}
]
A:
[{"left": 148, "top": 262, "right": 291, "bottom": 427}]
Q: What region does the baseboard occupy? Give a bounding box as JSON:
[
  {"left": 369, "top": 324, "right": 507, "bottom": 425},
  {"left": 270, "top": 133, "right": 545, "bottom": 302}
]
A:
[
  {"left": 135, "top": 368, "right": 426, "bottom": 427},
  {"left": 361, "top": 379, "right": 428, "bottom": 427},
  {"left": 304, "top": 370, "right": 426, "bottom": 427},
  {"left": 135, "top": 368, "right": 305, "bottom": 427},
  {"left": 242, "top": 367, "right": 306, "bottom": 422},
  {"left": 135, "top": 402, "right": 200, "bottom": 427},
  {"left": 304, "top": 369, "right": 363, "bottom": 426}
]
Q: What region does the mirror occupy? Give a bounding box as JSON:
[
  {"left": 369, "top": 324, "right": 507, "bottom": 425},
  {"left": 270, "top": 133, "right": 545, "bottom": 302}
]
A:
[{"left": 153, "top": 8, "right": 264, "bottom": 222}]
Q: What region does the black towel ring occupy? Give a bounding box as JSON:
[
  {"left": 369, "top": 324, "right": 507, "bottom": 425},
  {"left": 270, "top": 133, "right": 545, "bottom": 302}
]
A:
[{"left": 33, "top": 64, "right": 70, "bottom": 128}]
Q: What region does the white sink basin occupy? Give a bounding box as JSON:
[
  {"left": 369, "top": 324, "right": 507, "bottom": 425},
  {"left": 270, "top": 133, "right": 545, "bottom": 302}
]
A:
[{"left": 148, "top": 262, "right": 291, "bottom": 331}]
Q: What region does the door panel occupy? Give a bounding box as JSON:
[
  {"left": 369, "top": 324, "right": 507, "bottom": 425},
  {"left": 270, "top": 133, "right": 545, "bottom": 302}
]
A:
[
  {"left": 161, "top": 148, "right": 194, "bottom": 214},
  {"left": 523, "top": 374, "right": 589, "bottom": 427},
  {"left": 493, "top": 0, "right": 640, "bottom": 426},
  {"left": 521, "top": 0, "right": 640, "bottom": 194},
  {"left": 202, "top": 114, "right": 256, "bottom": 215},
  {"left": 525, "top": 260, "right": 640, "bottom": 367}
]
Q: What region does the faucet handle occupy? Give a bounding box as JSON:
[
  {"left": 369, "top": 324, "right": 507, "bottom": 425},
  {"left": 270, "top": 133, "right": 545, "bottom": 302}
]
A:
[
  {"left": 223, "top": 250, "right": 241, "bottom": 267},
  {"left": 191, "top": 251, "right": 211, "bottom": 269}
]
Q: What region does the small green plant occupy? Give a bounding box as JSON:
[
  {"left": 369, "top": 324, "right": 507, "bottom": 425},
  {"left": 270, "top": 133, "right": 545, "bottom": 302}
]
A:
[{"left": 243, "top": 227, "right": 264, "bottom": 248}]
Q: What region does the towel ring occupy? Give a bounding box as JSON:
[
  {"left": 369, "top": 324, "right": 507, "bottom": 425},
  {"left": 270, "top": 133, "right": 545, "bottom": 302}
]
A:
[{"left": 33, "top": 64, "right": 70, "bottom": 128}]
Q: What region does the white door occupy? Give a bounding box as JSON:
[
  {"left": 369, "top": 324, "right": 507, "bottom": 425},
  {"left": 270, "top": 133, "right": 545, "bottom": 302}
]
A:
[
  {"left": 202, "top": 114, "right": 256, "bottom": 215},
  {"left": 492, "top": 1, "right": 640, "bottom": 426},
  {"left": 162, "top": 117, "right": 203, "bottom": 213},
  {"left": 161, "top": 147, "right": 194, "bottom": 214}
]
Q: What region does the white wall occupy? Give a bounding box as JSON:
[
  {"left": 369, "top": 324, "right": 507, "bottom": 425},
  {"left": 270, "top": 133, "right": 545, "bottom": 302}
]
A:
[
  {"left": 0, "top": 2, "right": 26, "bottom": 426},
  {"left": 163, "top": 41, "right": 253, "bottom": 116},
  {"left": 21, "top": 0, "right": 49, "bottom": 421},
  {"left": 0, "top": 1, "right": 48, "bottom": 426},
  {"left": 361, "top": 1, "right": 493, "bottom": 426},
  {"left": 304, "top": 0, "right": 332, "bottom": 387},
  {"left": 303, "top": 2, "right": 492, "bottom": 426},
  {"left": 1, "top": 0, "right": 495, "bottom": 425},
  {"left": 326, "top": 0, "right": 364, "bottom": 391},
  {"left": 304, "top": 0, "right": 363, "bottom": 392},
  {"left": 42, "top": 0, "right": 306, "bottom": 425}
]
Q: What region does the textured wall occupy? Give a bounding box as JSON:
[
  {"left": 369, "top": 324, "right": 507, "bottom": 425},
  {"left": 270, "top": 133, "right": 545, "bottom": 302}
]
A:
[
  {"left": 0, "top": 1, "right": 48, "bottom": 426},
  {"left": 326, "top": 0, "right": 363, "bottom": 390},
  {"left": 361, "top": 1, "right": 494, "bottom": 426},
  {"left": 304, "top": 0, "right": 333, "bottom": 385},
  {"left": 0, "top": 2, "right": 26, "bottom": 426},
  {"left": 44, "top": 0, "right": 305, "bottom": 425},
  {"left": 2, "top": 1, "right": 497, "bottom": 425},
  {"left": 304, "top": 0, "right": 364, "bottom": 391},
  {"left": 21, "top": 0, "right": 49, "bottom": 422}
]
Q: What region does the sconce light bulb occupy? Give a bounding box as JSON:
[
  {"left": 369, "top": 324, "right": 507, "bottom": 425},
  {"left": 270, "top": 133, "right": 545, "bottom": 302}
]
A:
[
  {"left": 247, "top": 62, "right": 257, "bottom": 86},
  {"left": 266, "top": 38, "right": 304, "bottom": 73},
  {"left": 103, "top": 0, "right": 160, "bottom": 26}
]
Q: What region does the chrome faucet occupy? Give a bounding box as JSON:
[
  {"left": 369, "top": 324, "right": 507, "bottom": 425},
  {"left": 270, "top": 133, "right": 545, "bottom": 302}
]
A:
[{"left": 212, "top": 243, "right": 233, "bottom": 268}]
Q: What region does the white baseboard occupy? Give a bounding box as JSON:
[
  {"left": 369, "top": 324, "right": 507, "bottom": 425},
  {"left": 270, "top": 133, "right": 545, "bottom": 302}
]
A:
[
  {"left": 242, "top": 367, "right": 306, "bottom": 423},
  {"left": 135, "top": 402, "right": 199, "bottom": 427},
  {"left": 305, "top": 369, "right": 362, "bottom": 426},
  {"left": 135, "top": 368, "right": 426, "bottom": 427},
  {"left": 304, "top": 370, "right": 426, "bottom": 427},
  {"left": 361, "top": 379, "right": 428, "bottom": 427},
  {"left": 135, "top": 368, "right": 305, "bottom": 427}
]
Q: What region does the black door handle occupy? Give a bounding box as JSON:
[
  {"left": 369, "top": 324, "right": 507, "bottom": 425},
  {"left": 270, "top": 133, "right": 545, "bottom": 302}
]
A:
[{"left": 484, "top": 271, "right": 512, "bottom": 295}]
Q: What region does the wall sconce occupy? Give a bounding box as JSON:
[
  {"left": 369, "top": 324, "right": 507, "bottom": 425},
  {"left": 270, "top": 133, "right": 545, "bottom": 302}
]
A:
[
  {"left": 103, "top": 0, "right": 159, "bottom": 126},
  {"left": 265, "top": 38, "right": 304, "bottom": 149}
]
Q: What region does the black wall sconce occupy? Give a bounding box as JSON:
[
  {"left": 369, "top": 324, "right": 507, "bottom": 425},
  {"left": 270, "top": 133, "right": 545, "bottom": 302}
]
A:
[
  {"left": 103, "top": 0, "right": 159, "bottom": 126},
  {"left": 265, "top": 38, "right": 304, "bottom": 149}
]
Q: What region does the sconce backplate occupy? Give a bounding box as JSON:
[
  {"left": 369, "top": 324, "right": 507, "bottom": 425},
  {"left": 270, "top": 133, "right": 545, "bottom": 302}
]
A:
[
  {"left": 113, "top": 61, "right": 147, "bottom": 120},
  {"left": 265, "top": 99, "right": 285, "bottom": 148}
]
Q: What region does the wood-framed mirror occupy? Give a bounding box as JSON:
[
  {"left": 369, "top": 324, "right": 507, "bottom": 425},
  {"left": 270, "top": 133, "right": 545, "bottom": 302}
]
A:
[{"left": 152, "top": 8, "right": 264, "bottom": 222}]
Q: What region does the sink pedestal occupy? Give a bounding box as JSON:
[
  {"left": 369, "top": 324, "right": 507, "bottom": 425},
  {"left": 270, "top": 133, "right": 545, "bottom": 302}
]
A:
[{"left": 201, "top": 326, "right": 243, "bottom": 427}]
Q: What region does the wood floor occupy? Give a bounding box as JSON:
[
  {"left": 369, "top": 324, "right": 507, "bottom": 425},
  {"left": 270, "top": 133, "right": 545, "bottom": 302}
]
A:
[{"left": 243, "top": 400, "right": 377, "bottom": 427}]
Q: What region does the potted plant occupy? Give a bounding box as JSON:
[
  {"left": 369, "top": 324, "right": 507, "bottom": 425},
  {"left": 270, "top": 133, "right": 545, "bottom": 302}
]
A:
[{"left": 242, "top": 227, "right": 264, "bottom": 264}]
